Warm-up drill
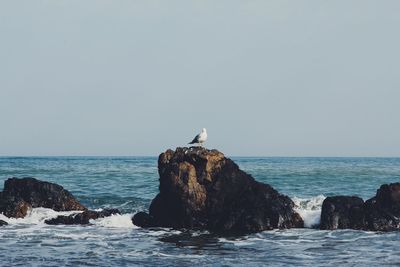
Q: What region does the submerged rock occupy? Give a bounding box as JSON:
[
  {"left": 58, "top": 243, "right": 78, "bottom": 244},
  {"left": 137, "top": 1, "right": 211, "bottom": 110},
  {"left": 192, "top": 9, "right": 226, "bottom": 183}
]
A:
[
  {"left": 320, "top": 196, "right": 365, "bottom": 230},
  {"left": 0, "top": 219, "right": 7, "bottom": 226},
  {"left": 45, "top": 209, "right": 120, "bottom": 225},
  {"left": 0, "top": 177, "right": 86, "bottom": 218},
  {"left": 133, "top": 147, "right": 303, "bottom": 234}
]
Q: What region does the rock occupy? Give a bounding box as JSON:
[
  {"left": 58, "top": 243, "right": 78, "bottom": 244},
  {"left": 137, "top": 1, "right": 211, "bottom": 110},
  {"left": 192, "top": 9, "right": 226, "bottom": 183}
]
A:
[
  {"left": 0, "top": 177, "right": 87, "bottom": 218},
  {"left": 364, "top": 183, "right": 400, "bottom": 231},
  {"left": 0, "top": 177, "right": 121, "bottom": 223},
  {"left": 319, "top": 184, "right": 400, "bottom": 231},
  {"left": 135, "top": 147, "right": 303, "bottom": 234},
  {"left": 1, "top": 177, "right": 86, "bottom": 213},
  {"left": 320, "top": 196, "right": 365, "bottom": 230},
  {"left": 0, "top": 194, "right": 32, "bottom": 218},
  {"left": 0, "top": 219, "right": 7, "bottom": 226},
  {"left": 132, "top": 211, "right": 156, "bottom": 227},
  {"left": 45, "top": 209, "right": 120, "bottom": 225}
]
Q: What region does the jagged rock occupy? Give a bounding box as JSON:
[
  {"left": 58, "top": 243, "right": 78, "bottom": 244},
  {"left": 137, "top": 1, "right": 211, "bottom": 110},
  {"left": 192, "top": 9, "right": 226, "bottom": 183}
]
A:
[
  {"left": 133, "top": 147, "right": 303, "bottom": 234},
  {"left": 320, "top": 196, "right": 365, "bottom": 230},
  {"left": 0, "top": 177, "right": 86, "bottom": 218},
  {"left": 0, "top": 219, "right": 7, "bottom": 226},
  {"left": 45, "top": 209, "right": 120, "bottom": 225},
  {"left": 364, "top": 183, "right": 400, "bottom": 231}
]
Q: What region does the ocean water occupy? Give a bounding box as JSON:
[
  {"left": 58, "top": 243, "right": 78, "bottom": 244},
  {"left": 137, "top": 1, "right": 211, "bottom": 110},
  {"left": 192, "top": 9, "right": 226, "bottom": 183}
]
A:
[{"left": 0, "top": 156, "right": 399, "bottom": 266}]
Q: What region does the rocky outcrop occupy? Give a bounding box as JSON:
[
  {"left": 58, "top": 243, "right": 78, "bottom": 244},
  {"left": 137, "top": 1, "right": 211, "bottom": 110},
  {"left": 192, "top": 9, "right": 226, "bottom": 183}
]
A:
[
  {"left": 364, "top": 183, "right": 400, "bottom": 231},
  {"left": 320, "top": 196, "right": 365, "bottom": 230},
  {"left": 0, "top": 219, "right": 7, "bottom": 226},
  {"left": 0, "top": 177, "right": 121, "bottom": 224},
  {"left": 320, "top": 183, "right": 400, "bottom": 231},
  {"left": 0, "top": 177, "right": 87, "bottom": 218},
  {"left": 133, "top": 147, "right": 303, "bottom": 234},
  {"left": 0, "top": 177, "right": 85, "bottom": 218},
  {"left": 2, "top": 177, "right": 86, "bottom": 212},
  {"left": 45, "top": 209, "right": 120, "bottom": 225}
]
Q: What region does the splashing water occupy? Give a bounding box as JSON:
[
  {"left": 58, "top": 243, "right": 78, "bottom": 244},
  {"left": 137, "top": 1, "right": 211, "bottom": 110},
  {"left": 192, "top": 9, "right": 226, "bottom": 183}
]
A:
[
  {"left": 292, "top": 195, "right": 326, "bottom": 228},
  {"left": 0, "top": 208, "right": 83, "bottom": 225},
  {"left": 91, "top": 213, "right": 138, "bottom": 229}
]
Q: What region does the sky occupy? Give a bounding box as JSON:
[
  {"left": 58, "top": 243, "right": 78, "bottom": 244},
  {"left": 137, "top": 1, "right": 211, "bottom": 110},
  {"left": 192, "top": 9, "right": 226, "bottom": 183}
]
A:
[{"left": 0, "top": 1, "right": 399, "bottom": 157}]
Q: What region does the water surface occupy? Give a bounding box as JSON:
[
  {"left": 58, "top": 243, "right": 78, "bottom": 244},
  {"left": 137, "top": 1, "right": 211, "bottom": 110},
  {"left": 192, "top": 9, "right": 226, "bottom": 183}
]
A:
[{"left": 0, "top": 157, "right": 399, "bottom": 266}]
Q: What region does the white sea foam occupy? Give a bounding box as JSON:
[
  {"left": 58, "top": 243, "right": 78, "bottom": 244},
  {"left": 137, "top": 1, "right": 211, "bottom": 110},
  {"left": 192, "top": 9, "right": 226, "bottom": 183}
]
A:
[
  {"left": 292, "top": 195, "right": 326, "bottom": 228},
  {"left": 55, "top": 232, "right": 98, "bottom": 240},
  {"left": 0, "top": 208, "right": 137, "bottom": 229},
  {"left": 91, "top": 213, "right": 138, "bottom": 228},
  {"left": 0, "top": 208, "right": 82, "bottom": 225},
  {"left": 218, "top": 237, "right": 255, "bottom": 246},
  {"left": 154, "top": 252, "right": 205, "bottom": 258}
]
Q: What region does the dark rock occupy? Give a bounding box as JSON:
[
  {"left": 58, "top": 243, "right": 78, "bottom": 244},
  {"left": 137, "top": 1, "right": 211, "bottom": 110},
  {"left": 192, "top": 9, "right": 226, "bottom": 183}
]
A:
[
  {"left": 45, "top": 209, "right": 120, "bottom": 225},
  {"left": 0, "top": 191, "right": 32, "bottom": 218},
  {"left": 319, "top": 183, "right": 400, "bottom": 231},
  {"left": 320, "top": 196, "right": 365, "bottom": 230},
  {"left": 132, "top": 211, "right": 156, "bottom": 227},
  {"left": 0, "top": 219, "right": 7, "bottom": 226},
  {"left": 364, "top": 183, "right": 400, "bottom": 231},
  {"left": 1, "top": 177, "right": 86, "bottom": 213},
  {"left": 135, "top": 147, "right": 303, "bottom": 234}
]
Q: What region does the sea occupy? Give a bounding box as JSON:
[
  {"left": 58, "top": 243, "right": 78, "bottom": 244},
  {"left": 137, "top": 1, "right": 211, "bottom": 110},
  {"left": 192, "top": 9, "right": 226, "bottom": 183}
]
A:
[{"left": 0, "top": 156, "right": 399, "bottom": 266}]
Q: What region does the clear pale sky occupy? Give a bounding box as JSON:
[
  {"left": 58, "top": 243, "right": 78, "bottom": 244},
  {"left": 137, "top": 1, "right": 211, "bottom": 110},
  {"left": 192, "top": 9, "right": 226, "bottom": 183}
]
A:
[{"left": 1, "top": 1, "right": 399, "bottom": 157}]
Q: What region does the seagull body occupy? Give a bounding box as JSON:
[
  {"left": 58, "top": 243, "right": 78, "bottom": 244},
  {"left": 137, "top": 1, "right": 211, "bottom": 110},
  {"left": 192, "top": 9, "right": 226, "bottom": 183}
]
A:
[{"left": 189, "top": 128, "right": 207, "bottom": 146}]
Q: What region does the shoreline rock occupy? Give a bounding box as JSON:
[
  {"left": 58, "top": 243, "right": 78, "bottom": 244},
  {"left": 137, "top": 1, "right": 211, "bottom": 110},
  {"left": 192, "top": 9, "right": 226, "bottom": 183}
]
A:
[
  {"left": 320, "top": 183, "right": 400, "bottom": 231},
  {"left": 133, "top": 147, "right": 304, "bottom": 234}
]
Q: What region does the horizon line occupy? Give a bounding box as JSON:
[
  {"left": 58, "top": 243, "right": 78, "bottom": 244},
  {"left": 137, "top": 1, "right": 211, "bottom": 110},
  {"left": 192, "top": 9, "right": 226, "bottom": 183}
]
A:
[{"left": 0, "top": 155, "right": 399, "bottom": 159}]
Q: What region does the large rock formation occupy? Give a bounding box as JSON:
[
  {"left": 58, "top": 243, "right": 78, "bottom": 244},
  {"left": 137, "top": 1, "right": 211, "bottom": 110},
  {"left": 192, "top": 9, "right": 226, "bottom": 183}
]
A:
[
  {"left": 320, "top": 183, "right": 400, "bottom": 231},
  {"left": 320, "top": 196, "right": 365, "bottom": 230},
  {"left": 0, "top": 177, "right": 86, "bottom": 218},
  {"left": 132, "top": 147, "right": 303, "bottom": 234},
  {"left": 0, "top": 219, "right": 7, "bottom": 226}
]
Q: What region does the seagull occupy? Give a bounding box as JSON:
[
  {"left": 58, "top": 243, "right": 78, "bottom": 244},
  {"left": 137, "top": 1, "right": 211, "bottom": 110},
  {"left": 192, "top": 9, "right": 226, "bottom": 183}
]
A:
[{"left": 188, "top": 128, "right": 207, "bottom": 147}]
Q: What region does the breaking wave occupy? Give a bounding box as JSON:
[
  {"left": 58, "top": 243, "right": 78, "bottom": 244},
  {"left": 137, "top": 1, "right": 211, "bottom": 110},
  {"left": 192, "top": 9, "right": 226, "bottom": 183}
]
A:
[
  {"left": 0, "top": 208, "right": 82, "bottom": 225},
  {"left": 292, "top": 195, "right": 326, "bottom": 228}
]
